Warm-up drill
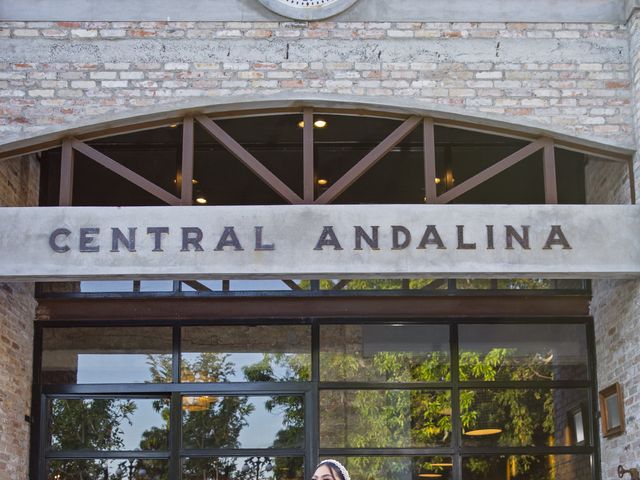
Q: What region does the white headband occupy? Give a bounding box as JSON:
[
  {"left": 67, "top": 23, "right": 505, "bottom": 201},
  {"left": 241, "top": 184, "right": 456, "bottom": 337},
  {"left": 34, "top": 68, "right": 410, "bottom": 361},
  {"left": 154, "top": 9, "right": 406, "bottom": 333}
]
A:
[{"left": 318, "top": 459, "right": 351, "bottom": 480}]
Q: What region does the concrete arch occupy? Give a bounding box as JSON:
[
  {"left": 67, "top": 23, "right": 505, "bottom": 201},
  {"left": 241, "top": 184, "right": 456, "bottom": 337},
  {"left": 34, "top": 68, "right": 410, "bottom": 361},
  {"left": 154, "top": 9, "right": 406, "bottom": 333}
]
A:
[{"left": 0, "top": 93, "right": 633, "bottom": 162}]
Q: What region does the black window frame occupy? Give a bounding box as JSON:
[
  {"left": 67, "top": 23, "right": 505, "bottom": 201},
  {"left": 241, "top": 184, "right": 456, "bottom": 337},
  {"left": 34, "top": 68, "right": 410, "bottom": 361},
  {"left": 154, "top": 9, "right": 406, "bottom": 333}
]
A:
[{"left": 31, "top": 316, "right": 600, "bottom": 480}]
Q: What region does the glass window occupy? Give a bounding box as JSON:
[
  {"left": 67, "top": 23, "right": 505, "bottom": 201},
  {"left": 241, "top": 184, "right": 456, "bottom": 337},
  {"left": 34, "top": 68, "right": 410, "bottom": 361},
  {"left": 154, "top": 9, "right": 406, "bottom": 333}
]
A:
[
  {"left": 462, "top": 455, "right": 592, "bottom": 480},
  {"left": 183, "top": 456, "right": 303, "bottom": 480},
  {"left": 182, "top": 395, "right": 304, "bottom": 449},
  {"left": 42, "top": 327, "right": 173, "bottom": 384},
  {"left": 320, "top": 324, "right": 450, "bottom": 382},
  {"left": 320, "top": 390, "right": 451, "bottom": 448},
  {"left": 47, "top": 398, "right": 170, "bottom": 452},
  {"left": 319, "top": 456, "right": 453, "bottom": 480},
  {"left": 458, "top": 324, "right": 589, "bottom": 381},
  {"left": 181, "top": 325, "right": 311, "bottom": 382},
  {"left": 460, "top": 389, "right": 590, "bottom": 447},
  {"left": 48, "top": 458, "right": 169, "bottom": 479}
]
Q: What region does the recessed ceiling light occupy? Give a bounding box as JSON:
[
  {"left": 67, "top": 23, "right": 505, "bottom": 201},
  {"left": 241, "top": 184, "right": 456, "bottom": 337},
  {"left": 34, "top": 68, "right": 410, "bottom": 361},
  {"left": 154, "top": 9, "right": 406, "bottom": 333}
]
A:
[
  {"left": 169, "top": 124, "right": 178, "bottom": 128},
  {"left": 434, "top": 177, "right": 441, "bottom": 184},
  {"left": 195, "top": 197, "right": 207, "bottom": 205},
  {"left": 297, "top": 120, "right": 329, "bottom": 128},
  {"left": 418, "top": 475, "right": 443, "bottom": 478},
  {"left": 317, "top": 178, "right": 328, "bottom": 185}
]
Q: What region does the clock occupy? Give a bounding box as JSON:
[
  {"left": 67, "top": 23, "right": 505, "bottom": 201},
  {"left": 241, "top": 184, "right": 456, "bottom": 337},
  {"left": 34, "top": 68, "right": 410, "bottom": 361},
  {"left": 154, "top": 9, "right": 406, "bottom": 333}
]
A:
[{"left": 258, "top": 0, "right": 360, "bottom": 20}]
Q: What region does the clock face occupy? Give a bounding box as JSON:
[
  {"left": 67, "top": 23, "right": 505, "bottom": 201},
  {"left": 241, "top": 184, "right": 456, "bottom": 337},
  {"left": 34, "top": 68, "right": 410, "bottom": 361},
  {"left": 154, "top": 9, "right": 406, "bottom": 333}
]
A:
[{"left": 258, "top": 0, "right": 360, "bottom": 20}]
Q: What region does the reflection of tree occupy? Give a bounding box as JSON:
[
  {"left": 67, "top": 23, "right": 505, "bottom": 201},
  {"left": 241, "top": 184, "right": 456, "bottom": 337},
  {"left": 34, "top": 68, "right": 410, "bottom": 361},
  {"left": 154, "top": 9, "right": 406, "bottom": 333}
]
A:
[
  {"left": 243, "top": 354, "right": 306, "bottom": 480},
  {"left": 144, "top": 352, "right": 254, "bottom": 480},
  {"left": 48, "top": 399, "right": 136, "bottom": 479}
]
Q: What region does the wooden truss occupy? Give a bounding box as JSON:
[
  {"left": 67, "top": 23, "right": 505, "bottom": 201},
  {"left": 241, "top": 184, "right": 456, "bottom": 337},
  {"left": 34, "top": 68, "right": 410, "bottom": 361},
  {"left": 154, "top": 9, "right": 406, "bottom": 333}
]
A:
[{"left": 58, "top": 107, "right": 618, "bottom": 207}]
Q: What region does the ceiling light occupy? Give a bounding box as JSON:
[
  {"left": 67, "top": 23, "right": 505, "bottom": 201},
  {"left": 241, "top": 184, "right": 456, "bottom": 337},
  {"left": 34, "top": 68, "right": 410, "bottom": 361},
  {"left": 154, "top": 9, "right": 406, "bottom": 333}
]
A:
[
  {"left": 434, "top": 177, "right": 441, "bottom": 184},
  {"left": 195, "top": 196, "right": 207, "bottom": 205},
  {"left": 297, "top": 119, "right": 329, "bottom": 128},
  {"left": 317, "top": 178, "right": 328, "bottom": 185},
  {"left": 418, "top": 475, "right": 443, "bottom": 478},
  {"left": 169, "top": 124, "right": 178, "bottom": 128},
  {"left": 464, "top": 428, "right": 502, "bottom": 436}
]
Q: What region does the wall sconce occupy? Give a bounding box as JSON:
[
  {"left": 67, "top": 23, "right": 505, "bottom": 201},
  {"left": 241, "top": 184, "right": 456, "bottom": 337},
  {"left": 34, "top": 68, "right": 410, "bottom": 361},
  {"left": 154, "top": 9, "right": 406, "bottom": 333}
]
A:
[
  {"left": 599, "top": 382, "right": 625, "bottom": 437},
  {"left": 618, "top": 465, "right": 640, "bottom": 480}
]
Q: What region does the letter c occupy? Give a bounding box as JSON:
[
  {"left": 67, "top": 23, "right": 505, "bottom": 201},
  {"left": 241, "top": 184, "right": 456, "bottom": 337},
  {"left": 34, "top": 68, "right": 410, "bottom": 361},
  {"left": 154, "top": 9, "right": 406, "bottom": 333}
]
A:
[{"left": 49, "top": 228, "right": 71, "bottom": 253}]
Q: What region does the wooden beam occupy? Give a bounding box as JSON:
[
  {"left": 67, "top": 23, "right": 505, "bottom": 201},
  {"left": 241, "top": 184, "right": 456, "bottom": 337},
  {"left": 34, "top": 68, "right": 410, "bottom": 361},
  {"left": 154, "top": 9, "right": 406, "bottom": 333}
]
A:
[
  {"left": 303, "top": 108, "right": 314, "bottom": 203},
  {"left": 333, "top": 279, "right": 351, "bottom": 290},
  {"left": 59, "top": 139, "right": 74, "bottom": 206},
  {"left": 70, "top": 138, "right": 181, "bottom": 206},
  {"left": 543, "top": 138, "right": 558, "bottom": 204},
  {"left": 282, "top": 279, "right": 302, "bottom": 291},
  {"left": 181, "top": 117, "right": 194, "bottom": 206},
  {"left": 315, "top": 116, "right": 422, "bottom": 204},
  {"left": 182, "top": 280, "right": 213, "bottom": 292},
  {"left": 628, "top": 158, "right": 637, "bottom": 205},
  {"left": 436, "top": 138, "right": 547, "bottom": 204},
  {"left": 423, "top": 118, "right": 437, "bottom": 204},
  {"left": 36, "top": 296, "right": 591, "bottom": 321},
  {"left": 195, "top": 115, "right": 303, "bottom": 205}
]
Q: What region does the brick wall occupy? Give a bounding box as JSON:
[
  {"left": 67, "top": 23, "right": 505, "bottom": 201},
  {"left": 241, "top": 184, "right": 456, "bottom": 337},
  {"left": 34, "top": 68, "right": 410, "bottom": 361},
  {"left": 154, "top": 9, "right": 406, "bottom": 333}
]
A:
[
  {"left": 0, "top": 21, "right": 634, "bottom": 147},
  {"left": 587, "top": 11, "right": 640, "bottom": 480},
  {"left": 0, "top": 155, "right": 39, "bottom": 480}
]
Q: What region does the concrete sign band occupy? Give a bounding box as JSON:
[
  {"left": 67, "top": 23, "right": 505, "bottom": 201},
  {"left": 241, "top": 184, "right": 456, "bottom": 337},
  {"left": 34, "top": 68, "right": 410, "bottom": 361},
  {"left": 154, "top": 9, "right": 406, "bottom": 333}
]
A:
[{"left": 258, "top": 0, "right": 360, "bottom": 20}]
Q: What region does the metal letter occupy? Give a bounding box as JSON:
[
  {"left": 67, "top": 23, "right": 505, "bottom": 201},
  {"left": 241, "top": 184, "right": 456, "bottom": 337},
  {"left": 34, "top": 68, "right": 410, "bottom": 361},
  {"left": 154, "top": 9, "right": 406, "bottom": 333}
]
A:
[
  {"left": 392, "top": 226, "right": 411, "bottom": 250},
  {"left": 417, "top": 225, "right": 446, "bottom": 250},
  {"left": 543, "top": 225, "right": 572, "bottom": 250},
  {"left": 215, "top": 227, "right": 244, "bottom": 251},
  {"left": 255, "top": 226, "right": 275, "bottom": 251},
  {"left": 505, "top": 225, "right": 531, "bottom": 250},
  {"left": 79, "top": 228, "right": 100, "bottom": 253},
  {"left": 457, "top": 225, "right": 476, "bottom": 250},
  {"left": 354, "top": 226, "right": 379, "bottom": 250},
  {"left": 110, "top": 227, "right": 137, "bottom": 252},
  {"left": 181, "top": 227, "right": 204, "bottom": 252},
  {"left": 49, "top": 228, "right": 71, "bottom": 253},
  {"left": 313, "top": 226, "right": 343, "bottom": 251},
  {"left": 147, "top": 227, "right": 169, "bottom": 252}
]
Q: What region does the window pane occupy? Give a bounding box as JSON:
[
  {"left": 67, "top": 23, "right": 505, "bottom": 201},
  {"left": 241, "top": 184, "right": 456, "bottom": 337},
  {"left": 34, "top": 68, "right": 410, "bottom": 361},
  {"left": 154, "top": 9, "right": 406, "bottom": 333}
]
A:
[
  {"left": 320, "top": 324, "right": 450, "bottom": 382},
  {"left": 460, "top": 389, "right": 590, "bottom": 447},
  {"left": 48, "top": 398, "right": 169, "bottom": 451},
  {"left": 42, "top": 327, "right": 173, "bottom": 384},
  {"left": 181, "top": 325, "right": 311, "bottom": 382},
  {"left": 48, "top": 458, "right": 169, "bottom": 479},
  {"left": 319, "top": 457, "right": 453, "bottom": 480},
  {"left": 182, "top": 395, "right": 303, "bottom": 449},
  {"left": 183, "top": 457, "right": 303, "bottom": 480},
  {"left": 462, "top": 455, "right": 592, "bottom": 480},
  {"left": 320, "top": 390, "right": 451, "bottom": 448},
  {"left": 459, "top": 324, "right": 588, "bottom": 381}
]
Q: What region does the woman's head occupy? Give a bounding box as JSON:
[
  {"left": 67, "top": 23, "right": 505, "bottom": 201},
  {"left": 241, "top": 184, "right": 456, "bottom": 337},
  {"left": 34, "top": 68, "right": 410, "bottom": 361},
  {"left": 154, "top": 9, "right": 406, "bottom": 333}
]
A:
[{"left": 312, "top": 460, "right": 350, "bottom": 480}]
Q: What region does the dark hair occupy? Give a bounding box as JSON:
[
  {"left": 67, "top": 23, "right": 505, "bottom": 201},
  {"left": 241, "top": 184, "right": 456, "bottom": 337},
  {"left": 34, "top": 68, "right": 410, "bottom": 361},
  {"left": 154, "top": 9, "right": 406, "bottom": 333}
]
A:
[{"left": 316, "top": 462, "right": 345, "bottom": 480}]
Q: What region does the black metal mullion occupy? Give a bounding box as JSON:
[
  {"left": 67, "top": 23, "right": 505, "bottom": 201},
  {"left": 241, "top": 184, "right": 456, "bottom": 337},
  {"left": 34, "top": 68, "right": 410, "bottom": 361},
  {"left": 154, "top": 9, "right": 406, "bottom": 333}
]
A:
[
  {"left": 43, "top": 382, "right": 313, "bottom": 396},
  {"left": 30, "top": 325, "right": 44, "bottom": 480},
  {"left": 182, "top": 448, "right": 305, "bottom": 457},
  {"left": 172, "top": 325, "right": 181, "bottom": 384},
  {"left": 170, "top": 391, "right": 182, "bottom": 479},
  {"left": 586, "top": 317, "right": 602, "bottom": 480},
  {"left": 319, "top": 448, "right": 455, "bottom": 456},
  {"left": 450, "top": 323, "right": 462, "bottom": 480},
  {"left": 45, "top": 451, "right": 171, "bottom": 460},
  {"left": 319, "top": 382, "right": 450, "bottom": 390},
  {"left": 309, "top": 320, "right": 320, "bottom": 472}
]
